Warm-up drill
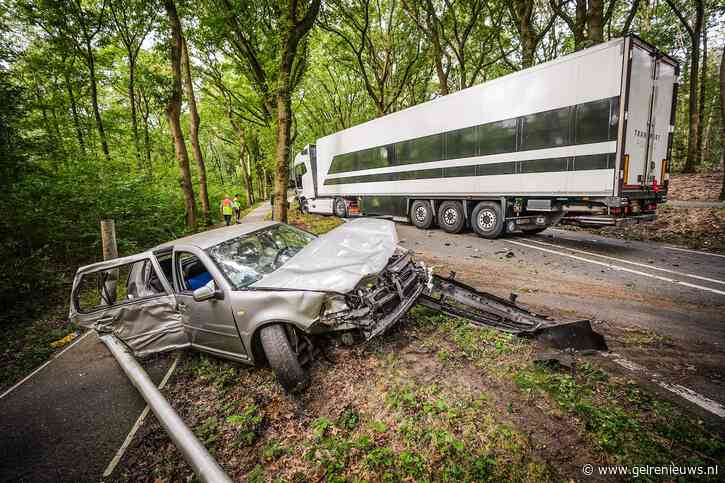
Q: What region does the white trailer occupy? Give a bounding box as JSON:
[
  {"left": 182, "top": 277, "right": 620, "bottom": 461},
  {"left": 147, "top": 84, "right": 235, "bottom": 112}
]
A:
[{"left": 292, "top": 35, "right": 678, "bottom": 238}]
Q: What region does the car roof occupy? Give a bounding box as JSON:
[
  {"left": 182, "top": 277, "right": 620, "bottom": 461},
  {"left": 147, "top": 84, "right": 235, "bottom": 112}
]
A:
[{"left": 153, "top": 221, "right": 278, "bottom": 251}]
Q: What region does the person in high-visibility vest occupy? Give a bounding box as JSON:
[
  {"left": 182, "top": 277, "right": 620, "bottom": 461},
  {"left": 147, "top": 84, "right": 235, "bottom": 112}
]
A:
[
  {"left": 220, "top": 195, "right": 234, "bottom": 226},
  {"left": 233, "top": 194, "right": 242, "bottom": 223}
]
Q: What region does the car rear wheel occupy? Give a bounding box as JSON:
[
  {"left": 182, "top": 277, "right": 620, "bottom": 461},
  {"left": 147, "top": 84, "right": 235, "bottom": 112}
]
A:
[
  {"left": 471, "top": 201, "right": 504, "bottom": 239},
  {"left": 259, "top": 324, "right": 309, "bottom": 393},
  {"left": 437, "top": 201, "right": 466, "bottom": 234},
  {"left": 410, "top": 200, "right": 434, "bottom": 229}
]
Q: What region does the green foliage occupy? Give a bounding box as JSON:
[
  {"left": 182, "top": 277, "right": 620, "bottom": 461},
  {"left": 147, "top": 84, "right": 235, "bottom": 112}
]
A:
[
  {"left": 226, "top": 404, "right": 263, "bottom": 446},
  {"left": 514, "top": 364, "right": 725, "bottom": 468}
]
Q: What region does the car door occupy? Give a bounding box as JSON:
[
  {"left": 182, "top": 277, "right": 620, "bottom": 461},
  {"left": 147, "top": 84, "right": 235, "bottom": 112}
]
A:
[
  {"left": 171, "top": 245, "right": 249, "bottom": 362},
  {"left": 70, "top": 251, "right": 190, "bottom": 357}
]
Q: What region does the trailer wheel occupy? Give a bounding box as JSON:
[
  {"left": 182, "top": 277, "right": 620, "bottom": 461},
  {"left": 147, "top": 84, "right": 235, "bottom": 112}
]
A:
[
  {"left": 410, "top": 200, "right": 434, "bottom": 229},
  {"left": 259, "top": 324, "right": 310, "bottom": 393},
  {"left": 333, "top": 198, "right": 347, "bottom": 218},
  {"left": 437, "top": 201, "right": 465, "bottom": 233},
  {"left": 471, "top": 202, "right": 504, "bottom": 239}
]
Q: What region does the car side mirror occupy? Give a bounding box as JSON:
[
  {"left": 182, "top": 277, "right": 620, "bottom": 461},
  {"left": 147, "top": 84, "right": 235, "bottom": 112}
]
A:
[{"left": 192, "top": 285, "right": 221, "bottom": 302}]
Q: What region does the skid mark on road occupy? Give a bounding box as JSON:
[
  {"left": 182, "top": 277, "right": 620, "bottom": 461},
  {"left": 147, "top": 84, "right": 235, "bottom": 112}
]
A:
[
  {"left": 527, "top": 238, "right": 725, "bottom": 286},
  {"left": 506, "top": 239, "right": 725, "bottom": 297},
  {"left": 603, "top": 353, "right": 725, "bottom": 418}
]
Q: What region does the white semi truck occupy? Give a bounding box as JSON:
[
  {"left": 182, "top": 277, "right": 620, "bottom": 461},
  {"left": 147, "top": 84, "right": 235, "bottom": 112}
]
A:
[{"left": 292, "top": 35, "right": 678, "bottom": 238}]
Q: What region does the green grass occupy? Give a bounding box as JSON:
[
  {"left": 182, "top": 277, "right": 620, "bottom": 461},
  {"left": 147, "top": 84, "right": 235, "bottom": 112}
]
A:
[{"left": 514, "top": 364, "right": 725, "bottom": 473}]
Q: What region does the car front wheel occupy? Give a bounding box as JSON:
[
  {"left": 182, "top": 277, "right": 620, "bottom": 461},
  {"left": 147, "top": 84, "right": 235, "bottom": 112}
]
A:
[{"left": 259, "top": 324, "right": 310, "bottom": 393}]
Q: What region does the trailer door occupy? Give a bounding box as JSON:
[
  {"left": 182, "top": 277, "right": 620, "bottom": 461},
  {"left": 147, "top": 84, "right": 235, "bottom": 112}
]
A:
[
  {"left": 649, "top": 57, "right": 677, "bottom": 186},
  {"left": 623, "top": 42, "right": 655, "bottom": 188}
]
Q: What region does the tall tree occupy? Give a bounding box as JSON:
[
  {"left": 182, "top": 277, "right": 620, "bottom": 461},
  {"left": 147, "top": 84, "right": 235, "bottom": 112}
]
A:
[
  {"left": 549, "top": 0, "right": 618, "bottom": 49},
  {"left": 215, "top": 0, "right": 322, "bottom": 222},
  {"left": 181, "top": 36, "right": 212, "bottom": 225},
  {"left": 109, "top": 0, "right": 155, "bottom": 169},
  {"left": 508, "top": 0, "right": 559, "bottom": 68},
  {"left": 164, "top": 0, "right": 197, "bottom": 228},
  {"left": 665, "top": 0, "right": 704, "bottom": 173},
  {"left": 320, "top": 0, "right": 427, "bottom": 116},
  {"left": 719, "top": 46, "right": 725, "bottom": 201},
  {"left": 402, "top": 0, "right": 506, "bottom": 94}
]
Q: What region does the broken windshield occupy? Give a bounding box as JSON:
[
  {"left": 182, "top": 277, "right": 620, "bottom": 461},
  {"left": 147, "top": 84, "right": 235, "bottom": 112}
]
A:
[{"left": 206, "top": 224, "right": 316, "bottom": 289}]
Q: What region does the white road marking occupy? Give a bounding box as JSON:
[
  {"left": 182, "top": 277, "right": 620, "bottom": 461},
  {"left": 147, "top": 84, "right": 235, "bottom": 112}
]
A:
[
  {"left": 664, "top": 246, "right": 725, "bottom": 259},
  {"left": 658, "top": 383, "right": 725, "bottom": 418},
  {"left": 506, "top": 239, "right": 725, "bottom": 297},
  {"left": 604, "top": 353, "right": 725, "bottom": 418},
  {"left": 102, "top": 353, "right": 181, "bottom": 478},
  {"left": 0, "top": 330, "right": 93, "bottom": 400},
  {"left": 527, "top": 238, "right": 725, "bottom": 286}
]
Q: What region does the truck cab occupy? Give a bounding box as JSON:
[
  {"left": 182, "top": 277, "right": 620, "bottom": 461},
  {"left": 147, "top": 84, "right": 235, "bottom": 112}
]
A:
[{"left": 293, "top": 144, "right": 316, "bottom": 207}]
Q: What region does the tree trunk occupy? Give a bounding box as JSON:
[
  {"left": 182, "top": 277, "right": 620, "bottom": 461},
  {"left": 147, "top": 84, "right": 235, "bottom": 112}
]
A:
[
  {"left": 430, "top": 28, "right": 449, "bottom": 95},
  {"left": 181, "top": 36, "right": 211, "bottom": 225},
  {"left": 719, "top": 47, "right": 725, "bottom": 200},
  {"left": 273, "top": 85, "right": 292, "bottom": 222},
  {"left": 587, "top": 0, "right": 604, "bottom": 44},
  {"left": 234, "top": 124, "right": 254, "bottom": 207},
  {"left": 697, "top": 25, "right": 707, "bottom": 165},
  {"left": 128, "top": 55, "right": 142, "bottom": 170},
  {"left": 86, "top": 42, "right": 110, "bottom": 163},
  {"left": 680, "top": 0, "right": 704, "bottom": 173},
  {"left": 164, "top": 0, "right": 197, "bottom": 229},
  {"left": 63, "top": 71, "right": 85, "bottom": 152},
  {"left": 140, "top": 92, "right": 152, "bottom": 171}
]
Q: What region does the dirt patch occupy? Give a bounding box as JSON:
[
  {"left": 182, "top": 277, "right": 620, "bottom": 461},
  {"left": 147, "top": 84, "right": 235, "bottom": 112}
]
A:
[
  {"left": 668, "top": 171, "right": 724, "bottom": 201},
  {"left": 563, "top": 205, "right": 725, "bottom": 253}
]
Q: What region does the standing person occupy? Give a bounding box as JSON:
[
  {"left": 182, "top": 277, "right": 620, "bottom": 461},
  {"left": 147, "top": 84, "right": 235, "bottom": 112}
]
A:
[
  {"left": 220, "top": 194, "right": 233, "bottom": 226},
  {"left": 233, "top": 194, "right": 242, "bottom": 223}
]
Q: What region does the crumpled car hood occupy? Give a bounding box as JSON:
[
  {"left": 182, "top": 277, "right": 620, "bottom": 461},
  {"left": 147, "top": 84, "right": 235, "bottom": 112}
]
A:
[{"left": 250, "top": 218, "right": 398, "bottom": 293}]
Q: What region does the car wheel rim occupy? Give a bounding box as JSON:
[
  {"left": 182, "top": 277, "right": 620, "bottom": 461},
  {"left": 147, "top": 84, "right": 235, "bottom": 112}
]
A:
[
  {"left": 443, "top": 207, "right": 458, "bottom": 225},
  {"left": 478, "top": 210, "right": 495, "bottom": 231},
  {"left": 415, "top": 206, "right": 427, "bottom": 222}
]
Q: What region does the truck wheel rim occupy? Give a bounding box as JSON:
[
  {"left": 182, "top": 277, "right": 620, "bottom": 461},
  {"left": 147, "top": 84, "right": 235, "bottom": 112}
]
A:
[
  {"left": 415, "top": 206, "right": 427, "bottom": 222},
  {"left": 443, "top": 207, "right": 458, "bottom": 225},
  {"left": 478, "top": 210, "right": 495, "bottom": 231},
  {"left": 336, "top": 200, "right": 345, "bottom": 214}
]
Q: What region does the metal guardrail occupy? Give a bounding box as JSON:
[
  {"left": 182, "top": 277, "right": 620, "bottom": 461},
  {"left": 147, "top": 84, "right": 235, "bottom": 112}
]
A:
[{"left": 100, "top": 335, "right": 232, "bottom": 483}]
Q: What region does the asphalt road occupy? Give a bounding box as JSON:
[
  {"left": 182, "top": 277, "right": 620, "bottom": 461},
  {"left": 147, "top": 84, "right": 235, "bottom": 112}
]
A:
[
  {"left": 396, "top": 222, "right": 725, "bottom": 414},
  {"left": 0, "top": 333, "right": 173, "bottom": 482}
]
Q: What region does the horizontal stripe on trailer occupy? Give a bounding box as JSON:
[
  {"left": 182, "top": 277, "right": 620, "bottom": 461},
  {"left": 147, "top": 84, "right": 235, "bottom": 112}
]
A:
[
  {"left": 324, "top": 153, "right": 614, "bottom": 185},
  {"left": 327, "top": 96, "right": 620, "bottom": 175}
]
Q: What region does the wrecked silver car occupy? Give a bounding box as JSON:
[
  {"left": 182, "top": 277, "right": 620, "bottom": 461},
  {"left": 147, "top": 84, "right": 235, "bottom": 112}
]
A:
[
  {"left": 71, "top": 218, "right": 606, "bottom": 392},
  {"left": 70, "top": 219, "right": 426, "bottom": 392}
]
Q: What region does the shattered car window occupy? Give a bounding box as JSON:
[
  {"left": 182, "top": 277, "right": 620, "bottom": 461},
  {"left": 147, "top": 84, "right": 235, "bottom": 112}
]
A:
[
  {"left": 206, "top": 224, "right": 316, "bottom": 289},
  {"left": 75, "top": 259, "right": 166, "bottom": 312}
]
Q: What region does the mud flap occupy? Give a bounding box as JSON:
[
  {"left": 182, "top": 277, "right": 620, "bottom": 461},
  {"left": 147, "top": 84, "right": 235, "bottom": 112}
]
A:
[{"left": 421, "top": 274, "right": 607, "bottom": 352}]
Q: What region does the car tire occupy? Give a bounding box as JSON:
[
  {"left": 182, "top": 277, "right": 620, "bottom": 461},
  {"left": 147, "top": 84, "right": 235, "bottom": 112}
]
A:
[
  {"left": 259, "top": 324, "right": 309, "bottom": 393},
  {"left": 333, "top": 198, "right": 347, "bottom": 218},
  {"left": 471, "top": 201, "right": 504, "bottom": 239},
  {"left": 437, "top": 201, "right": 466, "bottom": 234},
  {"left": 410, "top": 200, "right": 434, "bottom": 229}
]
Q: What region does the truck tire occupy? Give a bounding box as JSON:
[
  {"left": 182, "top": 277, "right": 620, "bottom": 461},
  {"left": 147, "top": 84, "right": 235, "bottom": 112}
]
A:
[
  {"left": 334, "top": 198, "right": 347, "bottom": 218},
  {"left": 471, "top": 202, "right": 504, "bottom": 239},
  {"left": 411, "top": 200, "right": 434, "bottom": 229},
  {"left": 259, "top": 324, "right": 309, "bottom": 393},
  {"left": 437, "top": 201, "right": 465, "bottom": 234}
]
